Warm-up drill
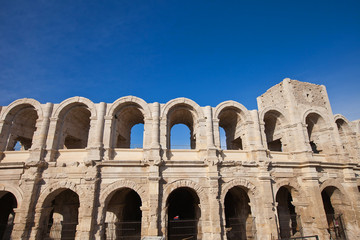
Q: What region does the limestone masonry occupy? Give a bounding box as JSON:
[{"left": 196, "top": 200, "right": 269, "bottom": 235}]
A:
[{"left": 0, "top": 78, "right": 360, "bottom": 240}]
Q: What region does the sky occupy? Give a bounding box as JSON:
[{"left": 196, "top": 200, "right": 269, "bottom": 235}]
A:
[{"left": 0, "top": 0, "right": 359, "bottom": 122}]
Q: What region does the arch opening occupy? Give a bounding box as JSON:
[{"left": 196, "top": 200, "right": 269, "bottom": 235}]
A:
[
  {"left": 321, "top": 187, "right": 347, "bottom": 239},
  {"left": 58, "top": 106, "right": 91, "bottom": 149},
  {"left": 224, "top": 186, "right": 255, "bottom": 240},
  {"left": 0, "top": 191, "right": 17, "bottom": 239},
  {"left": 336, "top": 119, "right": 353, "bottom": 156},
  {"left": 42, "top": 189, "right": 80, "bottom": 240},
  {"left": 167, "top": 106, "right": 196, "bottom": 150},
  {"left": 113, "top": 105, "right": 144, "bottom": 149},
  {"left": 264, "top": 111, "right": 284, "bottom": 152},
  {"left": 104, "top": 188, "right": 142, "bottom": 239},
  {"left": 167, "top": 187, "right": 200, "bottom": 240},
  {"left": 3, "top": 106, "right": 38, "bottom": 151},
  {"left": 306, "top": 113, "right": 327, "bottom": 154},
  {"left": 218, "top": 107, "right": 245, "bottom": 150},
  {"left": 276, "top": 187, "right": 300, "bottom": 238}
]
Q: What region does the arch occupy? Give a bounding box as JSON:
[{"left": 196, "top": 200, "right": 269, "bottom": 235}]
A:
[
  {"left": 320, "top": 179, "right": 349, "bottom": 199},
  {"left": 161, "top": 98, "right": 204, "bottom": 120},
  {"left": 107, "top": 96, "right": 151, "bottom": 120},
  {"left": 107, "top": 97, "right": 149, "bottom": 149},
  {"left": 335, "top": 115, "right": 353, "bottom": 133},
  {"left": 51, "top": 96, "right": 97, "bottom": 119},
  {"left": 0, "top": 184, "right": 23, "bottom": 208},
  {"left": 162, "top": 179, "right": 208, "bottom": 208},
  {"left": 100, "top": 180, "right": 147, "bottom": 208},
  {"left": 259, "top": 107, "right": 288, "bottom": 125},
  {"left": 220, "top": 179, "right": 258, "bottom": 204},
  {"left": 213, "top": 100, "right": 251, "bottom": 122},
  {"left": 273, "top": 179, "right": 302, "bottom": 199},
  {"left": 37, "top": 181, "right": 85, "bottom": 209},
  {"left": 262, "top": 108, "right": 288, "bottom": 152},
  {"left": 0, "top": 98, "right": 43, "bottom": 121},
  {"left": 302, "top": 109, "right": 331, "bottom": 127}
]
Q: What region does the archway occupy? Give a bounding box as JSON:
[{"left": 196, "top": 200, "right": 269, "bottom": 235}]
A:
[
  {"left": 1, "top": 105, "right": 38, "bottom": 151},
  {"left": 305, "top": 113, "right": 329, "bottom": 154},
  {"left": 41, "top": 189, "right": 80, "bottom": 239},
  {"left": 218, "top": 107, "right": 245, "bottom": 150},
  {"left": 224, "top": 186, "right": 254, "bottom": 240},
  {"left": 167, "top": 187, "right": 200, "bottom": 240},
  {"left": 264, "top": 110, "right": 285, "bottom": 152},
  {"left": 104, "top": 188, "right": 142, "bottom": 239},
  {"left": 276, "top": 187, "right": 300, "bottom": 238},
  {"left": 321, "top": 187, "right": 347, "bottom": 239},
  {"left": 112, "top": 105, "right": 145, "bottom": 149},
  {"left": 57, "top": 105, "right": 91, "bottom": 149},
  {"left": 0, "top": 191, "right": 17, "bottom": 239}
]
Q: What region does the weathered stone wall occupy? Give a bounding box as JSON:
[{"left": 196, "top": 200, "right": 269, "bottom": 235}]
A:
[{"left": 0, "top": 79, "right": 359, "bottom": 240}]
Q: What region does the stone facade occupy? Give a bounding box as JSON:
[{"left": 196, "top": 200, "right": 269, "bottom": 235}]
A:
[{"left": 0, "top": 78, "right": 359, "bottom": 240}]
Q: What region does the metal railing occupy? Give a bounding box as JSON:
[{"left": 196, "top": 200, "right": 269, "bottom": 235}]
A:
[
  {"left": 103, "top": 221, "right": 141, "bottom": 240},
  {"left": 168, "top": 219, "right": 198, "bottom": 240},
  {"left": 44, "top": 222, "right": 78, "bottom": 240},
  {"left": 225, "top": 217, "right": 257, "bottom": 240},
  {"left": 326, "top": 214, "right": 347, "bottom": 240}
]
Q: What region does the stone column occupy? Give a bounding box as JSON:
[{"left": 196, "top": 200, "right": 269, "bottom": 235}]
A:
[
  {"left": 76, "top": 177, "right": 98, "bottom": 240},
  {"left": 208, "top": 176, "right": 222, "bottom": 240},
  {"left": 44, "top": 117, "right": 60, "bottom": 162},
  {"left": 87, "top": 102, "right": 106, "bottom": 162},
  {"left": 147, "top": 167, "right": 161, "bottom": 236},
  {"left": 28, "top": 102, "right": 53, "bottom": 162},
  {"left": 256, "top": 174, "right": 279, "bottom": 239},
  {"left": 148, "top": 102, "right": 161, "bottom": 164},
  {"left": 301, "top": 167, "right": 330, "bottom": 239},
  {"left": 103, "top": 116, "right": 113, "bottom": 160}
]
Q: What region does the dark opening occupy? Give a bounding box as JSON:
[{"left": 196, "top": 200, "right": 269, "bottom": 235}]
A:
[
  {"left": 0, "top": 192, "right": 17, "bottom": 240},
  {"left": 276, "top": 187, "right": 299, "bottom": 238},
  {"left": 264, "top": 112, "right": 283, "bottom": 152},
  {"left": 167, "top": 187, "right": 199, "bottom": 240},
  {"left": 224, "top": 187, "right": 253, "bottom": 240},
  {"left": 268, "top": 139, "right": 282, "bottom": 152},
  {"left": 113, "top": 106, "right": 144, "bottom": 149},
  {"left": 44, "top": 189, "right": 79, "bottom": 240},
  {"left": 310, "top": 141, "right": 320, "bottom": 154},
  {"left": 105, "top": 188, "right": 142, "bottom": 240},
  {"left": 64, "top": 135, "right": 83, "bottom": 149},
  {"left": 321, "top": 190, "right": 335, "bottom": 227}
]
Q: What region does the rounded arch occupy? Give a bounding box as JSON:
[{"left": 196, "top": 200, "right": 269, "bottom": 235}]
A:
[
  {"left": 302, "top": 108, "right": 331, "bottom": 127},
  {"left": 0, "top": 184, "right": 23, "bottom": 208},
  {"left": 36, "top": 181, "right": 84, "bottom": 208},
  {"left": 273, "top": 179, "right": 302, "bottom": 199},
  {"left": 334, "top": 114, "right": 353, "bottom": 133},
  {"left": 161, "top": 98, "right": 204, "bottom": 120},
  {"left": 334, "top": 114, "right": 351, "bottom": 126},
  {"left": 0, "top": 98, "right": 43, "bottom": 121},
  {"left": 320, "top": 179, "right": 347, "bottom": 195},
  {"left": 51, "top": 96, "right": 97, "bottom": 119},
  {"left": 107, "top": 96, "right": 151, "bottom": 120},
  {"left": 220, "top": 179, "right": 258, "bottom": 204},
  {"left": 162, "top": 179, "right": 208, "bottom": 208},
  {"left": 100, "top": 180, "right": 147, "bottom": 208},
  {"left": 213, "top": 100, "right": 251, "bottom": 121},
  {"left": 259, "top": 106, "right": 288, "bottom": 125}
]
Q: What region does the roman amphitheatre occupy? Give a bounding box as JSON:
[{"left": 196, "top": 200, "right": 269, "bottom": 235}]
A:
[{"left": 0, "top": 78, "right": 359, "bottom": 240}]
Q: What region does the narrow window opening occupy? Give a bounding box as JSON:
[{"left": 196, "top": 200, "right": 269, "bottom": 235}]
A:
[
  {"left": 268, "top": 139, "right": 282, "bottom": 152},
  {"left": 170, "top": 124, "right": 192, "bottom": 149},
  {"left": 64, "top": 135, "right": 84, "bottom": 149},
  {"left": 219, "top": 127, "right": 227, "bottom": 150},
  {"left": 130, "top": 123, "right": 144, "bottom": 149},
  {"left": 231, "top": 137, "right": 243, "bottom": 150}
]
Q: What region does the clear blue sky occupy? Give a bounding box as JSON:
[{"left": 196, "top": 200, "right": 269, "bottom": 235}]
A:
[{"left": 1, "top": 0, "right": 359, "bottom": 121}]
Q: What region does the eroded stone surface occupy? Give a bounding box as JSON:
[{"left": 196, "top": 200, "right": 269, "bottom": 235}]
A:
[{"left": 0, "top": 78, "right": 359, "bottom": 240}]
